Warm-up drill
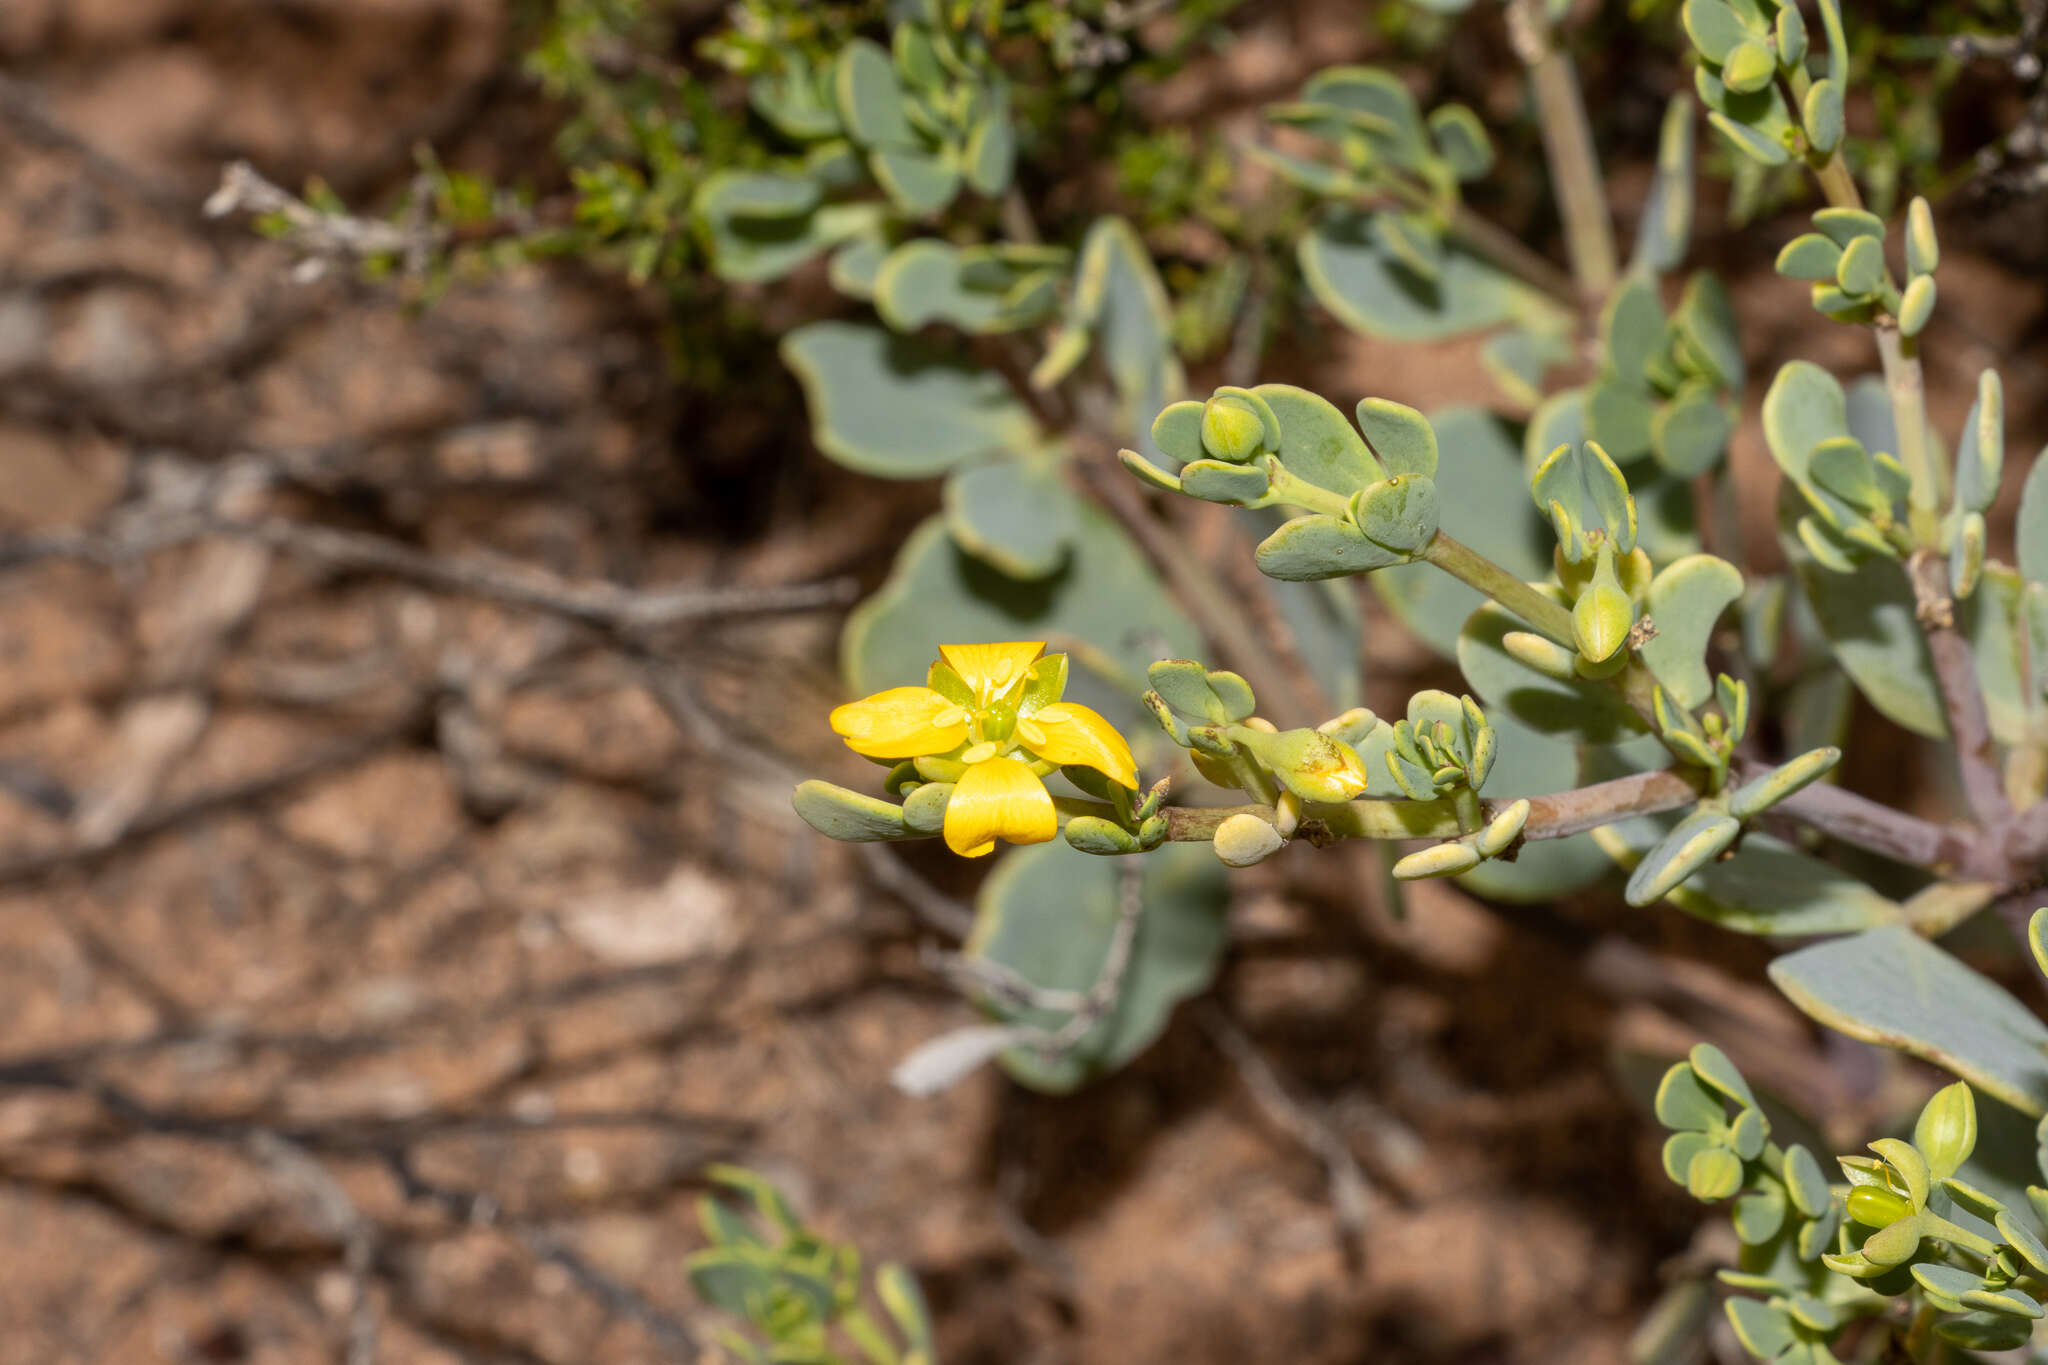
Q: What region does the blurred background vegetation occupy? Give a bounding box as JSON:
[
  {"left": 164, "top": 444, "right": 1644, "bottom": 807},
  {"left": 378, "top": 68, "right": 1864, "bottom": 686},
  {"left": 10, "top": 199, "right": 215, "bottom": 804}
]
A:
[{"left": 0, "top": 0, "right": 2044, "bottom": 1361}]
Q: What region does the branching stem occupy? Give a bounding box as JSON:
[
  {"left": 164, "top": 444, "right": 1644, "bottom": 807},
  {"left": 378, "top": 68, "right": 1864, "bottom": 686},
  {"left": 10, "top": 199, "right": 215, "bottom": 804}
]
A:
[{"left": 1506, "top": 0, "right": 1618, "bottom": 302}]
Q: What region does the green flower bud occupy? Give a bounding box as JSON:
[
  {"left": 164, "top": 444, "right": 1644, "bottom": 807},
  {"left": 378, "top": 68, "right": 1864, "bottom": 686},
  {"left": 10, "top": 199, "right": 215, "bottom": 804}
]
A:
[
  {"left": 1200, "top": 394, "right": 1268, "bottom": 463},
  {"left": 1213, "top": 812, "right": 1284, "bottom": 867},
  {"left": 1847, "top": 1184, "right": 1913, "bottom": 1228},
  {"left": 1573, "top": 548, "right": 1635, "bottom": 664},
  {"left": 1913, "top": 1081, "right": 1978, "bottom": 1181}
]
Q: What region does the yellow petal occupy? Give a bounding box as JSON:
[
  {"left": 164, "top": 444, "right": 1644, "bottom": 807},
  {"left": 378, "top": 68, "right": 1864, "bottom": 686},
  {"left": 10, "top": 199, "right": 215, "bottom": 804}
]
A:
[
  {"left": 830, "top": 686, "right": 968, "bottom": 760},
  {"left": 943, "top": 756, "right": 1056, "bottom": 857},
  {"left": 1022, "top": 702, "right": 1139, "bottom": 789},
  {"left": 937, "top": 642, "right": 1044, "bottom": 701}
]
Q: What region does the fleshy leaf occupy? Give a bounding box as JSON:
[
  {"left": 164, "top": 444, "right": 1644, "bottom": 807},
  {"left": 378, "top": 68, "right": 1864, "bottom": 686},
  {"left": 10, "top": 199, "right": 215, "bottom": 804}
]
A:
[
  {"left": 942, "top": 457, "right": 1081, "bottom": 579},
  {"left": 1640, "top": 555, "right": 1744, "bottom": 709},
  {"left": 783, "top": 321, "right": 1041, "bottom": 477},
  {"left": 1769, "top": 926, "right": 2048, "bottom": 1117}
]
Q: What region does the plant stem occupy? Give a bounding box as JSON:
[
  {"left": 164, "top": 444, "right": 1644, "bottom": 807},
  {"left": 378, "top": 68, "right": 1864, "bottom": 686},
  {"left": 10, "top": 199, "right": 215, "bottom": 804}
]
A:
[
  {"left": 1877, "top": 327, "right": 1943, "bottom": 542},
  {"left": 1423, "top": 531, "right": 1577, "bottom": 646},
  {"left": 1449, "top": 204, "right": 1580, "bottom": 307},
  {"left": 1906, "top": 550, "right": 2013, "bottom": 827},
  {"left": 1126, "top": 766, "right": 1709, "bottom": 844},
  {"left": 1506, "top": 0, "right": 1618, "bottom": 302},
  {"left": 1794, "top": 92, "right": 1945, "bottom": 543},
  {"left": 1729, "top": 756, "right": 2000, "bottom": 878}
]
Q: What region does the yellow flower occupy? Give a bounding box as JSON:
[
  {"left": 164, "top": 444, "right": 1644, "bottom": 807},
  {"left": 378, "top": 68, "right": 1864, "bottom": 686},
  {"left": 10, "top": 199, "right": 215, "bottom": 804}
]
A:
[{"left": 829, "top": 640, "right": 1139, "bottom": 858}]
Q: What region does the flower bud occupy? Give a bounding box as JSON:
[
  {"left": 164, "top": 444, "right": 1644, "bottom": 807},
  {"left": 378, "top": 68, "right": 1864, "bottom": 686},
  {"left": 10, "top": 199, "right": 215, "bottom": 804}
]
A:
[
  {"left": 1573, "top": 549, "right": 1635, "bottom": 664},
  {"left": 1213, "top": 812, "right": 1284, "bottom": 867},
  {"left": 1847, "top": 1184, "right": 1913, "bottom": 1228},
  {"left": 1912, "top": 1081, "right": 1977, "bottom": 1181},
  {"left": 1200, "top": 395, "right": 1268, "bottom": 463}
]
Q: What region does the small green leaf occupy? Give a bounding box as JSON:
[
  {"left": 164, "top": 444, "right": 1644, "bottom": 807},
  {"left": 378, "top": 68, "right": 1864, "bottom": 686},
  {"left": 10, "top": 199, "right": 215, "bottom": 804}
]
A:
[
  {"left": 1727, "top": 747, "right": 1841, "bottom": 820},
  {"left": 1626, "top": 809, "right": 1741, "bottom": 906},
  {"left": 1640, "top": 554, "right": 1744, "bottom": 709},
  {"left": 1300, "top": 211, "right": 1540, "bottom": 342},
  {"left": 1783, "top": 1145, "right": 1830, "bottom": 1218},
  {"left": 942, "top": 458, "right": 1080, "bottom": 578},
  {"left": 1906, "top": 196, "right": 1939, "bottom": 277},
  {"left": 1690, "top": 1041, "right": 1760, "bottom": 1113},
  {"left": 1353, "top": 476, "right": 1440, "bottom": 553},
  {"left": 1776, "top": 233, "right": 1843, "bottom": 282},
  {"left": 783, "top": 322, "right": 1040, "bottom": 478},
  {"left": 1723, "top": 1299, "right": 1795, "bottom": 1359},
  {"left": 1937, "top": 1311, "right": 2036, "bottom": 1351},
  {"left": 1180, "top": 458, "right": 1270, "bottom": 505},
  {"left": 1721, "top": 39, "right": 1776, "bottom": 93},
  {"left": 1682, "top": 0, "right": 1758, "bottom": 62},
  {"left": 1897, "top": 274, "right": 1937, "bottom": 337},
  {"left": 1733, "top": 1182, "right": 1786, "bottom": 1244},
  {"left": 1812, "top": 207, "right": 1885, "bottom": 248},
  {"left": 1255, "top": 514, "right": 1408, "bottom": 580},
  {"left": 872, "top": 145, "right": 961, "bottom": 216},
  {"left": 1427, "top": 103, "right": 1494, "bottom": 180},
  {"left": 1835, "top": 235, "right": 1886, "bottom": 296},
  {"left": 1652, "top": 384, "right": 1734, "bottom": 478},
  {"left": 836, "top": 38, "right": 917, "bottom": 148},
  {"left": 1803, "top": 78, "right": 1845, "bottom": 154},
  {"left": 1255, "top": 383, "right": 1385, "bottom": 496},
  {"left": 792, "top": 780, "right": 914, "bottom": 842},
  {"left": 1354, "top": 398, "right": 1439, "bottom": 478},
  {"left": 1687, "top": 1146, "right": 1744, "bottom": 1201},
  {"left": 1633, "top": 97, "right": 1697, "bottom": 274}
]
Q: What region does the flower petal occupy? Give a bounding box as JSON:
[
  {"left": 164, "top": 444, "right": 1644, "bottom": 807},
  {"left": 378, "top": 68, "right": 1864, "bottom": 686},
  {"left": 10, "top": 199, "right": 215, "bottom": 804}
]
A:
[
  {"left": 1022, "top": 702, "right": 1138, "bottom": 788},
  {"left": 937, "top": 642, "right": 1044, "bottom": 701},
  {"left": 943, "top": 757, "right": 1056, "bottom": 857},
  {"left": 830, "top": 686, "right": 967, "bottom": 760}
]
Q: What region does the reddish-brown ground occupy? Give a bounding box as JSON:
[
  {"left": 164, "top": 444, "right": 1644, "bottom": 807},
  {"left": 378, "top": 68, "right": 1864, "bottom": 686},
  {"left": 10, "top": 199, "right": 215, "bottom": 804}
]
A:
[{"left": 1, "top": 3, "right": 2045, "bottom": 1363}]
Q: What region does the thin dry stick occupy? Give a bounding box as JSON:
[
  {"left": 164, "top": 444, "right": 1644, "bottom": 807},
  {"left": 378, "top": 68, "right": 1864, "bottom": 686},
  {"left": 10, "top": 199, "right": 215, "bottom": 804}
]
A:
[
  {"left": 1198, "top": 1002, "right": 1372, "bottom": 1265},
  {"left": 3, "top": 516, "right": 857, "bottom": 632},
  {"left": 860, "top": 845, "right": 976, "bottom": 938},
  {"left": 1036, "top": 860, "right": 1144, "bottom": 1061}
]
